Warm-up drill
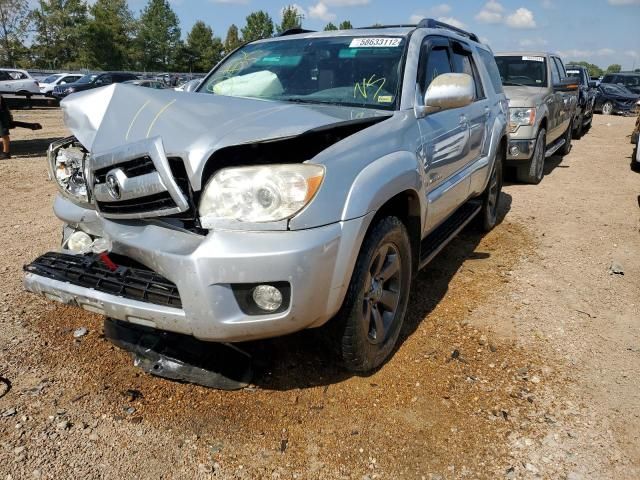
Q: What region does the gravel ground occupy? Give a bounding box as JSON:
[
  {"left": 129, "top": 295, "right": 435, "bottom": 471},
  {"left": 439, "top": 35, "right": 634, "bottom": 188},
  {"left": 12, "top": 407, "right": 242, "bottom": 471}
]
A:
[{"left": 0, "top": 109, "right": 638, "bottom": 480}]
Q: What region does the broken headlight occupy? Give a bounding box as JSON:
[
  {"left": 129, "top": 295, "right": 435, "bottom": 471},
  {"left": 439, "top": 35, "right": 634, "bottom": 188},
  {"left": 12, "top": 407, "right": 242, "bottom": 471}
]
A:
[
  {"left": 199, "top": 164, "right": 324, "bottom": 227},
  {"left": 47, "top": 137, "right": 90, "bottom": 205}
]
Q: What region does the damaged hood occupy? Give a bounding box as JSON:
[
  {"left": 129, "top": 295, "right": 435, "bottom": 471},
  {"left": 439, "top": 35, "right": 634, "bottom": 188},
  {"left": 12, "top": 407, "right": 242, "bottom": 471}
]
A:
[{"left": 61, "top": 84, "right": 389, "bottom": 183}]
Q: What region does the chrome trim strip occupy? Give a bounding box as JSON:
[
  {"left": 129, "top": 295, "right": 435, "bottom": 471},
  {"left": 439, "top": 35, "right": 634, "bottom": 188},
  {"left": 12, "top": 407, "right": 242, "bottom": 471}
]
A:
[{"left": 90, "top": 136, "right": 189, "bottom": 219}]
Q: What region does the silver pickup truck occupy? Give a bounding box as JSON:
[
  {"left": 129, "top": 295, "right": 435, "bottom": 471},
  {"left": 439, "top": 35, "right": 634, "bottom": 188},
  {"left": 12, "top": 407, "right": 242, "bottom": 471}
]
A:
[
  {"left": 495, "top": 52, "right": 578, "bottom": 184},
  {"left": 24, "top": 20, "right": 507, "bottom": 372}
]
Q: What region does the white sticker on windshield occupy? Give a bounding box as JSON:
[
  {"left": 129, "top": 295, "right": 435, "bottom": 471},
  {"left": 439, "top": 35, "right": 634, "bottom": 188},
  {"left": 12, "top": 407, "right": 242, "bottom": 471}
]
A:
[
  {"left": 350, "top": 37, "right": 402, "bottom": 48},
  {"left": 522, "top": 56, "right": 544, "bottom": 62}
]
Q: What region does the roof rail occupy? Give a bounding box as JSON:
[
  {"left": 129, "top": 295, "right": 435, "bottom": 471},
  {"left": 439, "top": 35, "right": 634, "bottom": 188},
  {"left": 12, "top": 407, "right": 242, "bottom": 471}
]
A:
[
  {"left": 416, "top": 18, "right": 479, "bottom": 43},
  {"left": 278, "top": 28, "right": 316, "bottom": 37}
]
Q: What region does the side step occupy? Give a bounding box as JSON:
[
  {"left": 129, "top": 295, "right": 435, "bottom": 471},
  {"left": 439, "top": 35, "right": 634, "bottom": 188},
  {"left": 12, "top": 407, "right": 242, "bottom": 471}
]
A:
[
  {"left": 419, "top": 200, "right": 481, "bottom": 269},
  {"left": 545, "top": 137, "right": 566, "bottom": 158}
]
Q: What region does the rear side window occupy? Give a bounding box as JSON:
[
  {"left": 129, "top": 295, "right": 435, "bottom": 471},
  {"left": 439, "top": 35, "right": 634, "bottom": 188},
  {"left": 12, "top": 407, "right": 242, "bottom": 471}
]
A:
[{"left": 477, "top": 48, "right": 503, "bottom": 94}]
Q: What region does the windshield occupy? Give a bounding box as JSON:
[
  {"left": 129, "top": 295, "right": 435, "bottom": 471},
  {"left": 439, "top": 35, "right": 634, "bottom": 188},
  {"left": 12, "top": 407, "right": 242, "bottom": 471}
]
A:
[
  {"left": 75, "top": 74, "right": 98, "bottom": 85},
  {"left": 42, "top": 74, "right": 62, "bottom": 84},
  {"left": 495, "top": 55, "right": 547, "bottom": 87},
  {"left": 199, "top": 36, "right": 407, "bottom": 110},
  {"left": 566, "top": 69, "right": 582, "bottom": 81}
]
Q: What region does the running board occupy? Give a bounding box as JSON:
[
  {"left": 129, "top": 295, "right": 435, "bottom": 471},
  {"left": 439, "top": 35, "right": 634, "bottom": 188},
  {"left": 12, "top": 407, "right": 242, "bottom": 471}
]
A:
[
  {"left": 545, "top": 138, "right": 566, "bottom": 158},
  {"left": 419, "top": 200, "right": 481, "bottom": 270}
]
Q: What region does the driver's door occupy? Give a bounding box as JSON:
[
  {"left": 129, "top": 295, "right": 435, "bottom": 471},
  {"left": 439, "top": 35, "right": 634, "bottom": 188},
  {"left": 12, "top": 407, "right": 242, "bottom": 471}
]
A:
[{"left": 417, "top": 36, "right": 472, "bottom": 232}]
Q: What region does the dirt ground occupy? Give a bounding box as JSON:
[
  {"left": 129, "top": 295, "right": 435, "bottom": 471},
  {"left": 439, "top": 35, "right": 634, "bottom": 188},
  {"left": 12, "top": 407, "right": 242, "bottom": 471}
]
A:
[{"left": 0, "top": 109, "right": 638, "bottom": 480}]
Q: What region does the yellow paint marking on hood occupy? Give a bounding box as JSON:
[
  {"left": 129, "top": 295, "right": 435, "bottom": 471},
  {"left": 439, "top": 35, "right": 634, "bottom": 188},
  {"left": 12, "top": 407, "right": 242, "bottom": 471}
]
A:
[
  {"left": 146, "top": 99, "right": 177, "bottom": 138},
  {"left": 125, "top": 99, "right": 150, "bottom": 141}
]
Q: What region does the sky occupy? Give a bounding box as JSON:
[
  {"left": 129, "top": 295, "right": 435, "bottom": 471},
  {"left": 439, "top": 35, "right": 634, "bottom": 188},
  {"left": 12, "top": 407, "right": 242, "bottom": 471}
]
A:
[{"left": 129, "top": 0, "right": 640, "bottom": 69}]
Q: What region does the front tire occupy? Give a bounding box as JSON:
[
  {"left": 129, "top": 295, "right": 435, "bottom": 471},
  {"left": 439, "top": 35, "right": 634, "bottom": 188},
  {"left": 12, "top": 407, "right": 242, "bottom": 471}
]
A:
[
  {"left": 478, "top": 142, "right": 503, "bottom": 232},
  {"left": 602, "top": 101, "right": 614, "bottom": 115},
  {"left": 334, "top": 216, "right": 412, "bottom": 373},
  {"left": 516, "top": 128, "right": 546, "bottom": 184}
]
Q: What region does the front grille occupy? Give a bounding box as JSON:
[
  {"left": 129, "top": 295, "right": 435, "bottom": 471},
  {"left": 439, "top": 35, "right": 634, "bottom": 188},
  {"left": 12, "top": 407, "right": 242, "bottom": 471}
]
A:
[
  {"left": 24, "top": 252, "right": 182, "bottom": 308},
  {"left": 97, "top": 191, "right": 177, "bottom": 214},
  {"left": 92, "top": 155, "right": 192, "bottom": 217},
  {"left": 94, "top": 156, "right": 156, "bottom": 183}
]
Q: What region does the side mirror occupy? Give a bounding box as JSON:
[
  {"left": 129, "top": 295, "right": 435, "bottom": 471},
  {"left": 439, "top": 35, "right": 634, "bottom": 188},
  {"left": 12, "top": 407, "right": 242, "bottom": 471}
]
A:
[
  {"left": 415, "top": 73, "right": 475, "bottom": 118},
  {"left": 553, "top": 77, "right": 579, "bottom": 92}
]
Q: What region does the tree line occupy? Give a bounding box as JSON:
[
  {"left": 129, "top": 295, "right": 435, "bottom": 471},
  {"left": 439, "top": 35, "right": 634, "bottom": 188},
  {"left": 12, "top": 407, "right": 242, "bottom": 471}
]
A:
[
  {"left": 2, "top": 1, "right": 633, "bottom": 75},
  {"left": 0, "top": 0, "right": 354, "bottom": 72}
]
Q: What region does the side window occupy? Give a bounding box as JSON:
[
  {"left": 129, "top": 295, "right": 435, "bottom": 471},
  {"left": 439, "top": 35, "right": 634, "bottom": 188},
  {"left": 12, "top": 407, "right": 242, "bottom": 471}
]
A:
[
  {"left": 419, "top": 40, "right": 453, "bottom": 92},
  {"left": 550, "top": 59, "right": 561, "bottom": 85},
  {"left": 477, "top": 48, "right": 503, "bottom": 94},
  {"left": 61, "top": 76, "right": 76, "bottom": 84},
  {"left": 553, "top": 58, "right": 566, "bottom": 79},
  {"left": 450, "top": 43, "right": 485, "bottom": 99},
  {"left": 0, "top": 71, "right": 10, "bottom": 81}
]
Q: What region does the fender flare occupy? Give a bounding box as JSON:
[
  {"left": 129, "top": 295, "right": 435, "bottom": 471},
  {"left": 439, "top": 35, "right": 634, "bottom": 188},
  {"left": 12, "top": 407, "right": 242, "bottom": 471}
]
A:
[{"left": 340, "top": 150, "right": 423, "bottom": 222}]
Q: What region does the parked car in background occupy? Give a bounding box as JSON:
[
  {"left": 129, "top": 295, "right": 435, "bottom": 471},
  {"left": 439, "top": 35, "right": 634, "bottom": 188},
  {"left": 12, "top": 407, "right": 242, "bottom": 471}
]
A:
[
  {"left": 52, "top": 72, "right": 138, "bottom": 100},
  {"left": 632, "top": 110, "right": 640, "bottom": 171},
  {"left": 39, "top": 73, "right": 83, "bottom": 96},
  {"left": 601, "top": 72, "right": 640, "bottom": 95},
  {"left": 0, "top": 68, "right": 40, "bottom": 96},
  {"left": 175, "top": 78, "right": 201, "bottom": 92},
  {"left": 25, "top": 19, "right": 508, "bottom": 373},
  {"left": 594, "top": 83, "right": 640, "bottom": 115},
  {"left": 565, "top": 64, "right": 596, "bottom": 138},
  {"left": 495, "top": 52, "right": 578, "bottom": 184},
  {"left": 124, "top": 79, "right": 166, "bottom": 89}
]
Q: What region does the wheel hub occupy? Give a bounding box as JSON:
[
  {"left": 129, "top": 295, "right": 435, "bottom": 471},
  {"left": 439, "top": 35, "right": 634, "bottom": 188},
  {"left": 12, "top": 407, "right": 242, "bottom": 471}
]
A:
[{"left": 369, "top": 279, "right": 383, "bottom": 302}]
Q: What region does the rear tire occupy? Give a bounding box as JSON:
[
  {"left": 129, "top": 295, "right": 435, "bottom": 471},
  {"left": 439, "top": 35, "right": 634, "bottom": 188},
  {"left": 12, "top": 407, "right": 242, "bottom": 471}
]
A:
[
  {"left": 572, "top": 114, "right": 583, "bottom": 140},
  {"left": 516, "top": 128, "right": 546, "bottom": 184},
  {"left": 478, "top": 142, "right": 504, "bottom": 232},
  {"left": 559, "top": 121, "right": 573, "bottom": 156},
  {"left": 334, "top": 216, "right": 412, "bottom": 373}
]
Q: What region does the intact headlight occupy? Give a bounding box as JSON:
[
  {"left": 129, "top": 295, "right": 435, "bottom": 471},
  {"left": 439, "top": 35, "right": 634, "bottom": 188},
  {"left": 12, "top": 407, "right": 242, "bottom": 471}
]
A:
[
  {"left": 199, "top": 164, "right": 324, "bottom": 227},
  {"left": 509, "top": 107, "right": 536, "bottom": 133},
  {"left": 65, "top": 87, "right": 76, "bottom": 94},
  {"left": 47, "top": 138, "right": 90, "bottom": 204}
]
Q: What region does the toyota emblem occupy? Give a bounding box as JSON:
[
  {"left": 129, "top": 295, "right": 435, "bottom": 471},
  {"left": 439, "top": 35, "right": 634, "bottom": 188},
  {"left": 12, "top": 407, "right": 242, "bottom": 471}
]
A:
[{"left": 106, "top": 173, "right": 121, "bottom": 200}]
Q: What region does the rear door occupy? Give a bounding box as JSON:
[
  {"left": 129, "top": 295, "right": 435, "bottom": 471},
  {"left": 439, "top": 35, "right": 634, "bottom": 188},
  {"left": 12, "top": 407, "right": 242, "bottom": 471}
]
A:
[
  {"left": 450, "top": 40, "right": 489, "bottom": 165},
  {"left": 416, "top": 36, "right": 472, "bottom": 232},
  {"left": 552, "top": 57, "right": 573, "bottom": 137}
]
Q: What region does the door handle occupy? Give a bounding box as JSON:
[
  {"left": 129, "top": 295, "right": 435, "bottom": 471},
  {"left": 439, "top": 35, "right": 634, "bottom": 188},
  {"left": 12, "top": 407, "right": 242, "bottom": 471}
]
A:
[{"left": 459, "top": 114, "right": 468, "bottom": 125}]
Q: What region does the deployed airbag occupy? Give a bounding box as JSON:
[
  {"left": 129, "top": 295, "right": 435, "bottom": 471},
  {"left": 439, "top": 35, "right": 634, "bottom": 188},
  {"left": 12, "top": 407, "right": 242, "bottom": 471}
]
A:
[{"left": 212, "top": 71, "right": 284, "bottom": 98}]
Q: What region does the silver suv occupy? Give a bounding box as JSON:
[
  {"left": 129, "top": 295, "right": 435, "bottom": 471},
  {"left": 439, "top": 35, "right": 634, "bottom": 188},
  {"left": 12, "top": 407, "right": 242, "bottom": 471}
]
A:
[
  {"left": 495, "top": 52, "right": 578, "bottom": 184},
  {"left": 25, "top": 20, "right": 507, "bottom": 372}
]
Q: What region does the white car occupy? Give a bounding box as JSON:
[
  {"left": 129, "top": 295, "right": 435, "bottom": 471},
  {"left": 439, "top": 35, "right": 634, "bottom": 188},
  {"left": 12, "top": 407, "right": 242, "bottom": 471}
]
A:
[
  {"left": 0, "top": 69, "right": 40, "bottom": 95},
  {"left": 39, "top": 73, "right": 83, "bottom": 96}
]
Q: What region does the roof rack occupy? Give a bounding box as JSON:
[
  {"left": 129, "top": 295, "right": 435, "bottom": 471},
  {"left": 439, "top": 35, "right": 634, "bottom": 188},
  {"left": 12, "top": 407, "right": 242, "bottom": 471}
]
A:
[
  {"left": 416, "top": 18, "right": 479, "bottom": 43},
  {"left": 356, "top": 24, "right": 416, "bottom": 29},
  {"left": 278, "top": 28, "right": 316, "bottom": 37}
]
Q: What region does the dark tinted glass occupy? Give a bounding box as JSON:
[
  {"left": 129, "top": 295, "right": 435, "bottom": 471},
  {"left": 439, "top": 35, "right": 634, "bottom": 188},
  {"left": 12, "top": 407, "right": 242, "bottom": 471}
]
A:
[
  {"left": 451, "top": 48, "right": 485, "bottom": 99},
  {"left": 478, "top": 48, "right": 503, "bottom": 94},
  {"left": 423, "top": 47, "right": 452, "bottom": 90},
  {"left": 496, "top": 56, "right": 547, "bottom": 87}
]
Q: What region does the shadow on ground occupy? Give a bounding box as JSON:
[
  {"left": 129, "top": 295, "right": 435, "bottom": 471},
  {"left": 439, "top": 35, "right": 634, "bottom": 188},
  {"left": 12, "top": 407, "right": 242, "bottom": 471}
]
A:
[
  {"left": 243, "top": 193, "right": 513, "bottom": 391},
  {"left": 10, "top": 137, "right": 61, "bottom": 159}
]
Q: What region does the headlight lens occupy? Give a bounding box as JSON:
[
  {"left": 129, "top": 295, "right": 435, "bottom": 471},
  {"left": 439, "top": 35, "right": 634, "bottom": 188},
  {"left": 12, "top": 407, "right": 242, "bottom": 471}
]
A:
[
  {"left": 65, "top": 87, "right": 75, "bottom": 94},
  {"left": 48, "top": 138, "right": 89, "bottom": 204},
  {"left": 199, "top": 164, "right": 324, "bottom": 227},
  {"left": 509, "top": 107, "right": 536, "bottom": 133}
]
